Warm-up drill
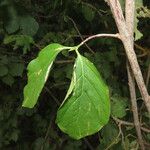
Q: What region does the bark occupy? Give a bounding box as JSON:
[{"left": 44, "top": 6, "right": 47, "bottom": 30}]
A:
[{"left": 107, "top": 0, "right": 150, "bottom": 113}]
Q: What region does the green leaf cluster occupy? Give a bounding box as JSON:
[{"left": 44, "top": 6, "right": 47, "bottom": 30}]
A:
[
  {"left": 4, "top": 35, "right": 34, "bottom": 54},
  {"left": 0, "top": 0, "right": 149, "bottom": 149},
  {"left": 0, "top": 54, "right": 24, "bottom": 86},
  {"left": 22, "top": 43, "right": 110, "bottom": 139}
]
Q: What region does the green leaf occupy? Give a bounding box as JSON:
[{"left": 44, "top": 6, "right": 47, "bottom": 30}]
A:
[
  {"left": 4, "top": 35, "right": 34, "bottom": 54},
  {"left": 8, "top": 63, "right": 24, "bottom": 77},
  {"left": 2, "top": 0, "right": 39, "bottom": 36},
  {"left": 4, "top": 6, "right": 20, "bottom": 34},
  {"left": 22, "top": 43, "right": 68, "bottom": 108},
  {"left": 134, "top": 0, "right": 144, "bottom": 41},
  {"left": 10, "top": 130, "right": 19, "bottom": 142},
  {"left": 0, "top": 55, "right": 8, "bottom": 65},
  {"left": 119, "top": 0, "right": 125, "bottom": 11},
  {"left": 0, "top": 64, "right": 8, "bottom": 76},
  {"left": 101, "top": 122, "right": 119, "bottom": 146},
  {"left": 136, "top": 0, "right": 143, "bottom": 8},
  {"left": 56, "top": 53, "right": 110, "bottom": 139},
  {"left": 138, "top": 7, "right": 150, "bottom": 18},
  {"left": 2, "top": 74, "right": 14, "bottom": 86},
  {"left": 20, "top": 16, "right": 39, "bottom": 36},
  {"left": 134, "top": 17, "right": 143, "bottom": 41},
  {"left": 82, "top": 5, "right": 95, "bottom": 22},
  {"left": 111, "top": 95, "right": 128, "bottom": 118}
]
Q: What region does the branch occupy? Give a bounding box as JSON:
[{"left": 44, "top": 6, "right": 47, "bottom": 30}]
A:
[
  {"left": 107, "top": 0, "right": 150, "bottom": 113},
  {"left": 112, "top": 117, "right": 150, "bottom": 133},
  {"left": 125, "top": 1, "right": 145, "bottom": 149},
  {"left": 77, "top": 33, "right": 120, "bottom": 48},
  {"left": 67, "top": 16, "right": 95, "bottom": 54},
  {"left": 55, "top": 59, "right": 74, "bottom": 64},
  {"left": 127, "top": 63, "right": 145, "bottom": 150},
  {"left": 125, "top": 0, "right": 135, "bottom": 42}
]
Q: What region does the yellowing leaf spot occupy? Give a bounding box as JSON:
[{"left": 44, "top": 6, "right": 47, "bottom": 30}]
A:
[{"left": 37, "top": 69, "right": 42, "bottom": 75}]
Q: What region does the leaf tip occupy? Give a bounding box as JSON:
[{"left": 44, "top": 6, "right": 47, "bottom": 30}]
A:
[{"left": 22, "top": 98, "right": 34, "bottom": 108}]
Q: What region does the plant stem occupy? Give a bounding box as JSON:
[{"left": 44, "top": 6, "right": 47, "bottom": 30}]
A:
[
  {"left": 125, "top": 0, "right": 145, "bottom": 149},
  {"left": 107, "top": 0, "right": 150, "bottom": 113},
  {"left": 112, "top": 117, "right": 150, "bottom": 133},
  {"left": 127, "top": 64, "right": 145, "bottom": 150},
  {"left": 77, "top": 33, "right": 120, "bottom": 48},
  {"left": 67, "top": 16, "right": 95, "bottom": 54}
]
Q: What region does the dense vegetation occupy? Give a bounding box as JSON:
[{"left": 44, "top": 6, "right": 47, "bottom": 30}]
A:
[{"left": 0, "top": 0, "right": 150, "bottom": 149}]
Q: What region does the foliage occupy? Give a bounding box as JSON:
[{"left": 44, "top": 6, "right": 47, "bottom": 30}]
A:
[{"left": 0, "top": 0, "right": 150, "bottom": 149}]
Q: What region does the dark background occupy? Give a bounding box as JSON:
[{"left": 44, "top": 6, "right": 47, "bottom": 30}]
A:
[{"left": 0, "top": 0, "right": 150, "bottom": 149}]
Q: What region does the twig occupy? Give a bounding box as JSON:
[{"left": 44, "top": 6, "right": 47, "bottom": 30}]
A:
[
  {"left": 77, "top": 33, "right": 120, "bottom": 48},
  {"left": 112, "top": 117, "right": 150, "bottom": 133},
  {"left": 135, "top": 43, "right": 149, "bottom": 54},
  {"left": 44, "top": 87, "right": 60, "bottom": 106},
  {"left": 55, "top": 59, "right": 74, "bottom": 64},
  {"left": 84, "top": 139, "right": 94, "bottom": 150},
  {"left": 125, "top": 1, "right": 145, "bottom": 149},
  {"left": 40, "top": 115, "right": 55, "bottom": 150},
  {"left": 107, "top": 0, "right": 150, "bottom": 113},
  {"left": 67, "top": 17, "right": 95, "bottom": 54},
  {"left": 105, "top": 126, "right": 121, "bottom": 150},
  {"left": 134, "top": 44, "right": 149, "bottom": 57},
  {"left": 141, "top": 127, "right": 150, "bottom": 133},
  {"left": 81, "top": 1, "right": 107, "bottom": 15},
  {"left": 49, "top": 82, "right": 69, "bottom": 89}
]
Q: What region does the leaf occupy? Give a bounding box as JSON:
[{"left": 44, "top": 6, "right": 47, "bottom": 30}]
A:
[
  {"left": 2, "top": 0, "right": 39, "bottom": 36},
  {"left": 136, "top": 0, "right": 143, "bottom": 8},
  {"left": 8, "top": 63, "right": 24, "bottom": 77},
  {"left": 101, "top": 122, "right": 119, "bottom": 146},
  {"left": 82, "top": 5, "right": 95, "bottom": 22},
  {"left": 20, "top": 16, "right": 39, "bottom": 36},
  {"left": 2, "top": 74, "right": 14, "bottom": 86},
  {"left": 10, "top": 130, "right": 19, "bottom": 142},
  {"left": 134, "top": 17, "right": 143, "bottom": 41},
  {"left": 119, "top": 0, "right": 125, "bottom": 11},
  {"left": 22, "top": 43, "right": 68, "bottom": 108},
  {"left": 134, "top": 0, "right": 144, "bottom": 41},
  {"left": 4, "top": 35, "right": 34, "bottom": 54},
  {"left": 0, "top": 55, "right": 8, "bottom": 65},
  {"left": 33, "top": 137, "right": 45, "bottom": 149},
  {"left": 138, "top": 7, "right": 150, "bottom": 18},
  {"left": 56, "top": 53, "right": 110, "bottom": 139},
  {"left": 0, "top": 64, "right": 8, "bottom": 76},
  {"left": 4, "top": 5, "right": 20, "bottom": 34},
  {"left": 111, "top": 95, "right": 128, "bottom": 118},
  {"left": 146, "top": 134, "right": 150, "bottom": 142}
]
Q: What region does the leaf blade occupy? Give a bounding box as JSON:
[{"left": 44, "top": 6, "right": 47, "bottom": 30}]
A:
[
  {"left": 22, "top": 43, "right": 65, "bottom": 108},
  {"left": 56, "top": 53, "right": 110, "bottom": 139}
]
